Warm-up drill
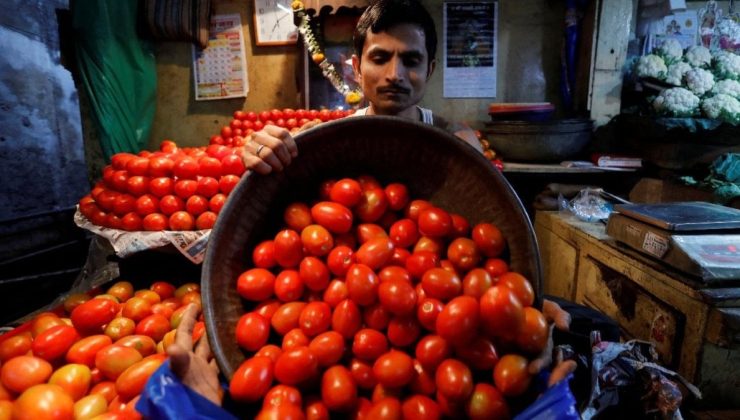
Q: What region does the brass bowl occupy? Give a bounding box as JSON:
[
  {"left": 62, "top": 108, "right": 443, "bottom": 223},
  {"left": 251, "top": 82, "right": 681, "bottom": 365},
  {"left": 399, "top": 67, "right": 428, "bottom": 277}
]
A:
[{"left": 202, "top": 116, "right": 542, "bottom": 379}]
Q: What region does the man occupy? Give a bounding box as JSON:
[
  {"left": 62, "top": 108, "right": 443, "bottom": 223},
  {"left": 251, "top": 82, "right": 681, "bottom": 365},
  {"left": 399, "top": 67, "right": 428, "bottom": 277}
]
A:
[{"left": 164, "top": 0, "right": 576, "bottom": 410}]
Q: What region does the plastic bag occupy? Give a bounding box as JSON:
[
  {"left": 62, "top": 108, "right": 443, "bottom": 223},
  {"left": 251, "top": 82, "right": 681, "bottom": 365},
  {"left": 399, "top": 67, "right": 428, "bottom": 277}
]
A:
[
  {"left": 72, "top": 0, "right": 156, "bottom": 158},
  {"left": 514, "top": 374, "right": 579, "bottom": 420},
  {"left": 136, "top": 361, "right": 237, "bottom": 420},
  {"left": 559, "top": 188, "right": 613, "bottom": 222}
]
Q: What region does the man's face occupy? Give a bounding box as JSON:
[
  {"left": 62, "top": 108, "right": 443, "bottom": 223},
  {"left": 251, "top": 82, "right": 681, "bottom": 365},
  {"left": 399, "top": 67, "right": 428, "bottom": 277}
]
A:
[{"left": 353, "top": 23, "right": 435, "bottom": 117}]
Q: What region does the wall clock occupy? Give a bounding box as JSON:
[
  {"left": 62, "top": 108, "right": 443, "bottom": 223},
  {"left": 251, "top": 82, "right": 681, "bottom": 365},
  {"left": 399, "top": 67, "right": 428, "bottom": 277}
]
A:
[{"left": 253, "top": 0, "right": 298, "bottom": 46}]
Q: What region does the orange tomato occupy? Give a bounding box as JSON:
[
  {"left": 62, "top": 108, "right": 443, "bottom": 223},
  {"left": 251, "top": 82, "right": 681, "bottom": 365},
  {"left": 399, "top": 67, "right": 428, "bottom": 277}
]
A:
[
  {"left": 103, "top": 317, "right": 136, "bottom": 341},
  {"left": 73, "top": 394, "right": 108, "bottom": 420},
  {"left": 114, "top": 354, "right": 166, "bottom": 400},
  {"left": 94, "top": 345, "right": 142, "bottom": 380},
  {"left": 12, "top": 384, "right": 74, "bottom": 420},
  {"left": 48, "top": 363, "right": 91, "bottom": 401},
  {"left": 106, "top": 281, "right": 134, "bottom": 302},
  {"left": 114, "top": 335, "right": 157, "bottom": 358},
  {"left": 0, "top": 356, "right": 52, "bottom": 394},
  {"left": 0, "top": 334, "right": 32, "bottom": 362}
]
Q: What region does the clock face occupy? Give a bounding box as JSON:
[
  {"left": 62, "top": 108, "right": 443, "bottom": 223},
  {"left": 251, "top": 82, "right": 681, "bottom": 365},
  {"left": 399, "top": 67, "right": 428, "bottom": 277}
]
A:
[{"left": 254, "top": 0, "right": 298, "bottom": 46}]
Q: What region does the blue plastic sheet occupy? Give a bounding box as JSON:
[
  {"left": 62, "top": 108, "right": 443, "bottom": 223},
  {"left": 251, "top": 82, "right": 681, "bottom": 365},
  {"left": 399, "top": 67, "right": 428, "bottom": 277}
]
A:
[
  {"left": 136, "top": 361, "right": 236, "bottom": 420},
  {"left": 514, "top": 374, "right": 579, "bottom": 420}
]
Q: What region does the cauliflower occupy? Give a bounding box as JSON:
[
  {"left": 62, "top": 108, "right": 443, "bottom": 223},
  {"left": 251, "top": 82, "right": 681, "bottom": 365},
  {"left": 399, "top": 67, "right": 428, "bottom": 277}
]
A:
[
  {"left": 714, "top": 51, "right": 740, "bottom": 80},
  {"left": 654, "top": 38, "right": 683, "bottom": 64},
  {"left": 665, "top": 62, "right": 692, "bottom": 86},
  {"left": 712, "top": 79, "right": 740, "bottom": 99},
  {"left": 684, "top": 45, "right": 712, "bottom": 68},
  {"left": 701, "top": 93, "right": 740, "bottom": 124},
  {"left": 653, "top": 87, "right": 700, "bottom": 116},
  {"left": 635, "top": 54, "right": 667, "bottom": 79},
  {"left": 685, "top": 68, "right": 715, "bottom": 96}
]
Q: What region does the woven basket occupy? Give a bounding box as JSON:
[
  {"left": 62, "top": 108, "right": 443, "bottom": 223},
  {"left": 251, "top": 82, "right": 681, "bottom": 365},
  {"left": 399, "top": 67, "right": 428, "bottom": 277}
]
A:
[{"left": 202, "top": 116, "right": 542, "bottom": 378}]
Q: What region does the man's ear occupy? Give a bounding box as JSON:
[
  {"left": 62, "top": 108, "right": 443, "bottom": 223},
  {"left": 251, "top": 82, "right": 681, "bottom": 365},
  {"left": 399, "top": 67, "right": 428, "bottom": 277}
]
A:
[
  {"left": 426, "top": 59, "right": 436, "bottom": 80},
  {"left": 352, "top": 54, "right": 362, "bottom": 83}
]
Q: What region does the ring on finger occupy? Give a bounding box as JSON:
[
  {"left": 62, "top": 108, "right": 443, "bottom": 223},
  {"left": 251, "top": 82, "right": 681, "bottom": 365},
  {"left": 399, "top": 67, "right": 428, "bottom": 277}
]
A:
[{"left": 256, "top": 144, "right": 266, "bottom": 157}]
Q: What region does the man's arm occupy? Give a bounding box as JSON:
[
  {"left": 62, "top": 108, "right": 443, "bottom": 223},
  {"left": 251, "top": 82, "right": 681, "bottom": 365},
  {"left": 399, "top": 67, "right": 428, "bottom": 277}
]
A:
[{"left": 433, "top": 114, "right": 484, "bottom": 152}]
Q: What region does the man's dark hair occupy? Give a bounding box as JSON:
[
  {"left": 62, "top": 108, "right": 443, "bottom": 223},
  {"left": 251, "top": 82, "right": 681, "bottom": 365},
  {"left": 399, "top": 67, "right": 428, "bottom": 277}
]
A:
[{"left": 353, "top": 0, "right": 438, "bottom": 65}]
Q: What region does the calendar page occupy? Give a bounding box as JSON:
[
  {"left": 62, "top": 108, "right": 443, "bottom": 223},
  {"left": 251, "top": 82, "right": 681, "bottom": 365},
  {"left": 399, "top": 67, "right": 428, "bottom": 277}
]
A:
[{"left": 192, "top": 14, "right": 249, "bottom": 101}]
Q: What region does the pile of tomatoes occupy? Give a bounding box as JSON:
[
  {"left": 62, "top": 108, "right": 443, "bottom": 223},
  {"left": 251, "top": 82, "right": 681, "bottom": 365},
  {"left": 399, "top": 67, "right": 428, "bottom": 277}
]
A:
[
  {"left": 230, "top": 176, "right": 548, "bottom": 419},
  {"left": 0, "top": 280, "right": 202, "bottom": 419},
  {"left": 78, "top": 140, "right": 245, "bottom": 231},
  {"left": 211, "top": 108, "right": 354, "bottom": 147}
]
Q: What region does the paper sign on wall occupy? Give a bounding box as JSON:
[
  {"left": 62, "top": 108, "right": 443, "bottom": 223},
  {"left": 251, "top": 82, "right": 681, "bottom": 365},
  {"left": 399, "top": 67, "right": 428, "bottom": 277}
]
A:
[{"left": 192, "top": 14, "right": 249, "bottom": 101}]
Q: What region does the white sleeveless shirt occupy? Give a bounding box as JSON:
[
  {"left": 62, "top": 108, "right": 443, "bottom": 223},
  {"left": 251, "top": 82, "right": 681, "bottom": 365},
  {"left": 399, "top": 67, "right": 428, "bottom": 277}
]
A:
[{"left": 352, "top": 106, "right": 434, "bottom": 125}]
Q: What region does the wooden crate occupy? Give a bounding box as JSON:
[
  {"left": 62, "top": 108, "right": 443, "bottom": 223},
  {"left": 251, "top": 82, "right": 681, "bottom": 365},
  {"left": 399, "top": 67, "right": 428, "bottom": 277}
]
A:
[{"left": 535, "top": 211, "right": 740, "bottom": 408}]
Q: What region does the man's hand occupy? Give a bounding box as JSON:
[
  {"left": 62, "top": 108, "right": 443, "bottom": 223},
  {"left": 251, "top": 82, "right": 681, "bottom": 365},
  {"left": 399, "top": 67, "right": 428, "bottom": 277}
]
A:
[
  {"left": 528, "top": 298, "right": 576, "bottom": 387},
  {"left": 240, "top": 125, "right": 299, "bottom": 174},
  {"left": 167, "top": 304, "right": 223, "bottom": 406}
]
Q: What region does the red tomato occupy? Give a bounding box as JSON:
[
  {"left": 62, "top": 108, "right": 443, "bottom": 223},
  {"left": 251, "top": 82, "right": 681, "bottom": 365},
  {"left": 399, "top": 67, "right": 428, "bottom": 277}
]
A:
[
  {"left": 388, "top": 248, "right": 411, "bottom": 268},
  {"left": 262, "top": 384, "right": 302, "bottom": 408},
  {"left": 114, "top": 354, "right": 166, "bottom": 400},
  {"left": 299, "top": 257, "right": 330, "bottom": 291},
  {"left": 31, "top": 325, "right": 79, "bottom": 361},
  {"left": 321, "top": 365, "right": 357, "bottom": 411},
  {"left": 420, "top": 268, "right": 462, "bottom": 301},
  {"left": 409, "top": 359, "right": 437, "bottom": 396},
  {"left": 446, "top": 238, "right": 481, "bottom": 272},
  {"left": 112, "top": 194, "right": 136, "bottom": 215},
  {"left": 121, "top": 212, "right": 143, "bottom": 231},
  {"left": 405, "top": 199, "right": 433, "bottom": 222},
  {"left": 417, "top": 208, "right": 452, "bottom": 238},
  {"left": 158, "top": 195, "right": 183, "bottom": 216},
  {"left": 283, "top": 202, "right": 313, "bottom": 231},
  {"left": 484, "top": 258, "right": 509, "bottom": 277},
  {"left": 174, "top": 179, "right": 197, "bottom": 199},
  {"left": 148, "top": 156, "right": 174, "bottom": 177},
  {"left": 352, "top": 329, "right": 388, "bottom": 362},
  {"left": 405, "top": 251, "right": 439, "bottom": 279},
  {"left": 356, "top": 223, "right": 388, "bottom": 244},
  {"left": 237, "top": 268, "right": 276, "bottom": 301},
  {"left": 12, "top": 384, "right": 74, "bottom": 420},
  {"left": 274, "top": 270, "right": 304, "bottom": 302},
  {"left": 274, "top": 229, "right": 304, "bottom": 268},
  {"left": 95, "top": 345, "right": 142, "bottom": 380},
  {"left": 367, "top": 397, "right": 403, "bottom": 420},
  {"left": 308, "top": 331, "right": 344, "bottom": 367},
  {"left": 326, "top": 245, "right": 354, "bottom": 277},
  {"left": 454, "top": 337, "right": 499, "bottom": 371},
  {"left": 126, "top": 175, "right": 150, "bottom": 196},
  {"left": 255, "top": 345, "right": 283, "bottom": 364},
  {"left": 300, "top": 225, "right": 334, "bottom": 257},
  {"left": 0, "top": 334, "right": 32, "bottom": 362},
  {"left": 255, "top": 405, "right": 305, "bottom": 420},
  {"left": 331, "top": 299, "right": 362, "bottom": 339},
  {"left": 229, "top": 356, "right": 274, "bottom": 402},
  {"left": 195, "top": 211, "right": 217, "bottom": 229},
  {"left": 89, "top": 381, "right": 117, "bottom": 403},
  {"left": 126, "top": 157, "right": 149, "bottom": 176},
  {"left": 479, "top": 285, "right": 524, "bottom": 340},
  {"left": 0, "top": 356, "right": 52, "bottom": 393},
  {"left": 71, "top": 298, "right": 119, "bottom": 334},
  {"left": 384, "top": 183, "right": 409, "bottom": 211},
  {"left": 274, "top": 347, "right": 318, "bottom": 385},
  {"left": 378, "top": 279, "right": 416, "bottom": 316},
  {"left": 462, "top": 268, "right": 493, "bottom": 298},
  {"left": 416, "top": 298, "right": 444, "bottom": 332},
  {"left": 387, "top": 316, "right": 421, "bottom": 347},
  {"left": 350, "top": 358, "right": 376, "bottom": 390},
  {"left": 271, "top": 302, "right": 307, "bottom": 336},
  {"left": 414, "top": 236, "right": 445, "bottom": 256},
  {"left": 305, "top": 397, "right": 329, "bottom": 420},
  {"left": 389, "top": 219, "right": 419, "bottom": 249},
  {"left": 111, "top": 153, "right": 136, "bottom": 170},
  {"left": 516, "top": 307, "right": 549, "bottom": 354},
  {"left": 435, "top": 296, "right": 479, "bottom": 344},
  {"left": 465, "top": 383, "right": 509, "bottom": 420},
  {"left": 298, "top": 301, "right": 332, "bottom": 337},
  {"left": 195, "top": 176, "right": 220, "bottom": 198},
  {"left": 134, "top": 314, "right": 170, "bottom": 342},
  {"left": 134, "top": 194, "right": 159, "bottom": 216},
  {"left": 173, "top": 157, "right": 199, "bottom": 179},
  {"left": 472, "top": 223, "right": 506, "bottom": 257},
  {"left": 142, "top": 213, "right": 167, "bottom": 230},
  {"left": 415, "top": 335, "right": 452, "bottom": 371},
  {"left": 435, "top": 359, "right": 473, "bottom": 401},
  {"left": 48, "top": 363, "right": 91, "bottom": 401},
  {"left": 493, "top": 354, "right": 531, "bottom": 397},
  {"left": 346, "top": 264, "right": 380, "bottom": 306},
  {"left": 402, "top": 395, "right": 441, "bottom": 420},
  {"left": 379, "top": 266, "right": 411, "bottom": 283},
  {"left": 363, "top": 303, "right": 391, "bottom": 331},
  {"left": 252, "top": 240, "right": 277, "bottom": 268},
  {"left": 449, "top": 214, "right": 470, "bottom": 238},
  {"left": 236, "top": 312, "right": 270, "bottom": 351},
  {"left": 150, "top": 280, "right": 175, "bottom": 300},
  {"left": 355, "top": 188, "right": 388, "bottom": 223},
  {"left": 198, "top": 156, "right": 223, "bottom": 178},
  {"left": 499, "top": 272, "right": 535, "bottom": 307},
  {"left": 219, "top": 175, "right": 240, "bottom": 195},
  {"left": 373, "top": 350, "right": 414, "bottom": 388},
  {"left": 221, "top": 154, "right": 245, "bottom": 176},
  {"left": 329, "top": 178, "right": 363, "bottom": 207},
  {"left": 355, "top": 237, "right": 395, "bottom": 270},
  {"left": 311, "top": 202, "right": 353, "bottom": 234},
  {"left": 322, "top": 280, "right": 348, "bottom": 308}
]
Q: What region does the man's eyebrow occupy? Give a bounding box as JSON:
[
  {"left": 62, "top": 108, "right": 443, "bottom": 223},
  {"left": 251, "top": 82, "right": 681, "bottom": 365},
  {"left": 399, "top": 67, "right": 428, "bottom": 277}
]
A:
[{"left": 365, "top": 46, "right": 425, "bottom": 58}]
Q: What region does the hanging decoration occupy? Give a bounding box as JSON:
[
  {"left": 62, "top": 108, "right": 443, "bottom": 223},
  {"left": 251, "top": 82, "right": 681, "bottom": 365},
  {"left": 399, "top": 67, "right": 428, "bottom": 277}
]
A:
[{"left": 292, "top": 0, "right": 363, "bottom": 106}]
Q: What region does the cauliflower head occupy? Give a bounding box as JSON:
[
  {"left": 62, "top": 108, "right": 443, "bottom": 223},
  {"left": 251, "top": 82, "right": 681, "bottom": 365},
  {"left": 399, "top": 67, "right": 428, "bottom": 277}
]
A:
[
  {"left": 711, "top": 79, "right": 740, "bottom": 99},
  {"left": 654, "top": 38, "right": 683, "bottom": 64},
  {"left": 714, "top": 51, "right": 740, "bottom": 80},
  {"left": 636, "top": 54, "right": 667, "bottom": 79},
  {"left": 701, "top": 93, "right": 740, "bottom": 124},
  {"left": 684, "top": 45, "right": 712, "bottom": 68},
  {"left": 665, "top": 62, "right": 692, "bottom": 86},
  {"left": 653, "top": 87, "right": 700, "bottom": 117},
  {"left": 685, "top": 68, "right": 715, "bottom": 96}
]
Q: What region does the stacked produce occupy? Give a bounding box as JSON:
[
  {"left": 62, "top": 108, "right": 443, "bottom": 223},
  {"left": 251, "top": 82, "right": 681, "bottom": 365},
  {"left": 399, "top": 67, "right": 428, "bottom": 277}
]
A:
[
  {"left": 78, "top": 108, "right": 354, "bottom": 232},
  {"left": 0, "top": 280, "right": 202, "bottom": 419},
  {"left": 635, "top": 39, "right": 740, "bottom": 124},
  {"left": 228, "top": 176, "right": 547, "bottom": 418}
]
